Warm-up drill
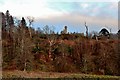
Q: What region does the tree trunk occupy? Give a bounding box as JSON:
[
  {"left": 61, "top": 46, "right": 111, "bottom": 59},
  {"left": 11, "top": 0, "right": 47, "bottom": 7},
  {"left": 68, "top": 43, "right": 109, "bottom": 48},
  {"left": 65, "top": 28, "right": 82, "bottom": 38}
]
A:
[
  {"left": 29, "top": 28, "right": 32, "bottom": 38},
  {"left": 24, "top": 59, "right": 26, "bottom": 71}
]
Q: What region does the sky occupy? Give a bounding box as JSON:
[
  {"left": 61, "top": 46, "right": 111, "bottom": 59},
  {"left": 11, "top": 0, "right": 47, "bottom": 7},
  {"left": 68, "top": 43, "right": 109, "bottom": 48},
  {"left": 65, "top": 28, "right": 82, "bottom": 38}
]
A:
[{"left": 0, "top": 0, "right": 119, "bottom": 34}]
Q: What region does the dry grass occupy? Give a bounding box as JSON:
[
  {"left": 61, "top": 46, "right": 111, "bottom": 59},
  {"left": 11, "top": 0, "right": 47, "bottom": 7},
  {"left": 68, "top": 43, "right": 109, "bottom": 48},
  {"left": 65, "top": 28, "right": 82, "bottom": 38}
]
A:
[
  {"left": 2, "top": 70, "right": 74, "bottom": 78},
  {"left": 2, "top": 70, "right": 120, "bottom": 79}
]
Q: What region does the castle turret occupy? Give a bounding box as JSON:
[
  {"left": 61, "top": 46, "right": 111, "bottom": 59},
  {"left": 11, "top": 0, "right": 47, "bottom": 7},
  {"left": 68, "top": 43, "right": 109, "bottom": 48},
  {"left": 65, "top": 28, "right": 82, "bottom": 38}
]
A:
[{"left": 61, "top": 26, "right": 67, "bottom": 34}]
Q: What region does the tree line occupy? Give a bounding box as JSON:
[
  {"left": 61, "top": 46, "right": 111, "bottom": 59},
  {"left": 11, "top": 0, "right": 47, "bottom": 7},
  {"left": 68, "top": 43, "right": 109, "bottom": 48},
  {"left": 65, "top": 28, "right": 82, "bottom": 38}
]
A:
[{"left": 2, "top": 10, "right": 120, "bottom": 76}]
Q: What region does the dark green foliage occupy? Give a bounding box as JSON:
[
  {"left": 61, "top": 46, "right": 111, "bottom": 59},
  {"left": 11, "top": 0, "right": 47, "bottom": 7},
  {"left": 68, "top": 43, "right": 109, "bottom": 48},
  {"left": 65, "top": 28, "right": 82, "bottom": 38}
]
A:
[
  {"left": 67, "top": 46, "right": 73, "bottom": 56},
  {"left": 32, "top": 45, "right": 40, "bottom": 53}
]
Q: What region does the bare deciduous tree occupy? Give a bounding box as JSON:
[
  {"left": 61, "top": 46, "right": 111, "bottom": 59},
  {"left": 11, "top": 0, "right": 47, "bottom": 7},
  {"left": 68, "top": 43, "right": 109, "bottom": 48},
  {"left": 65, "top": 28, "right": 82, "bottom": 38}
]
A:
[
  {"left": 85, "top": 22, "right": 88, "bottom": 38},
  {"left": 43, "top": 25, "right": 56, "bottom": 61},
  {"left": 27, "top": 16, "right": 34, "bottom": 38}
]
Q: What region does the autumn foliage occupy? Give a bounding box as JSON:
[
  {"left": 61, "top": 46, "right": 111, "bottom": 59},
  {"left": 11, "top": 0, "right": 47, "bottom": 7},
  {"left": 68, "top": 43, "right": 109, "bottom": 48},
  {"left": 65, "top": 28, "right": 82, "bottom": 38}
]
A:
[{"left": 2, "top": 11, "right": 120, "bottom": 76}]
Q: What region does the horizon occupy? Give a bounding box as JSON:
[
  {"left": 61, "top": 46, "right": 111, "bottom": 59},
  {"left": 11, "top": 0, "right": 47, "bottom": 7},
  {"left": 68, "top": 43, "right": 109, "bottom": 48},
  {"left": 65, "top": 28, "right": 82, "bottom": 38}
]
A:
[{"left": 0, "top": 0, "right": 119, "bottom": 34}]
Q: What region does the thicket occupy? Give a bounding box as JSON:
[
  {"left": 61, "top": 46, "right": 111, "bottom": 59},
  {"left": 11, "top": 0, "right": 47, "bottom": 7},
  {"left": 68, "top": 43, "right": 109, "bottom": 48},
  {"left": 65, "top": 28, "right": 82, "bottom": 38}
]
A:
[{"left": 2, "top": 11, "right": 120, "bottom": 76}]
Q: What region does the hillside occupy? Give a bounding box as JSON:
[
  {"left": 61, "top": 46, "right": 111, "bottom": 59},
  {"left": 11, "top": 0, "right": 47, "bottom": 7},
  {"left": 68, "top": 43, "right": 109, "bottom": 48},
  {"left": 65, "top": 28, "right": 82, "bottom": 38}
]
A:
[{"left": 1, "top": 10, "right": 120, "bottom": 78}]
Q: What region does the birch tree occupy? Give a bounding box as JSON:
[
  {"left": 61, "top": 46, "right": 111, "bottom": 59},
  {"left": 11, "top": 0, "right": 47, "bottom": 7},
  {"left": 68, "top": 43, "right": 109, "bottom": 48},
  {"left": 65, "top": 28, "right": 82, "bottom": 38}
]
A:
[
  {"left": 43, "top": 25, "right": 56, "bottom": 61},
  {"left": 27, "top": 16, "right": 34, "bottom": 38},
  {"left": 16, "top": 17, "right": 34, "bottom": 71}
]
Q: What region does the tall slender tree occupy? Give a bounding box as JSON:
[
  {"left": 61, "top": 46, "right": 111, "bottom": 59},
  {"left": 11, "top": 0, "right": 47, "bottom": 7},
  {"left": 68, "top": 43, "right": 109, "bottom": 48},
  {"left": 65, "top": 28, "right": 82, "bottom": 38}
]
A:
[
  {"left": 43, "top": 25, "right": 56, "bottom": 61},
  {"left": 27, "top": 16, "right": 34, "bottom": 38},
  {"left": 85, "top": 22, "right": 88, "bottom": 38}
]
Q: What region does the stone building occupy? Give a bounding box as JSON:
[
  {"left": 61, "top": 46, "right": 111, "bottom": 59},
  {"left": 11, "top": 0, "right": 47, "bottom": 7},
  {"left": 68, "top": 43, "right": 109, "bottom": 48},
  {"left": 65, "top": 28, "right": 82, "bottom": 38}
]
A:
[
  {"left": 61, "top": 26, "right": 67, "bottom": 34},
  {"left": 98, "top": 28, "right": 110, "bottom": 39}
]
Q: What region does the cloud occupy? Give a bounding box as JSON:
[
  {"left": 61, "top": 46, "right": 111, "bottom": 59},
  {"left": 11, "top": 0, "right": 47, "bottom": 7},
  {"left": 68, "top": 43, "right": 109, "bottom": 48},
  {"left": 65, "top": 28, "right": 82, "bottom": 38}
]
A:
[
  {"left": 80, "top": 3, "right": 89, "bottom": 8},
  {"left": 0, "top": 0, "right": 64, "bottom": 18},
  {"left": 0, "top": 0, "right": 118, "bottom": 33},
  {"left": 0, "top": 0, "right": 118, "bottom": 20},
  {"left": 46, "top": 0, "right": 119, "bottom": 2},
  {"left": 77, "top": 2, "right": 118, "bottom": 19},
  {"left": 34, "top": 2, "right": 118, "bottom": 28},
  {"left": 36, "top": 13, "right": 118, "bottom": 27},
  {"left": 34, "top": 13, "right": 118, "bottom": 33}
]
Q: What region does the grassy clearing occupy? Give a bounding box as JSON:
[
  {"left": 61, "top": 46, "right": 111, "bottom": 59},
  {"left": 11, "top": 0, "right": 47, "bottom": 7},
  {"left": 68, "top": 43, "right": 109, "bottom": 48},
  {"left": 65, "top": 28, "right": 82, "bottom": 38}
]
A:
[
  {"left": 65, "top": 73, "right": 120, "bottom": 78},
  {"left": 2, "top": 70, "right": 120, "bottom": 79}
]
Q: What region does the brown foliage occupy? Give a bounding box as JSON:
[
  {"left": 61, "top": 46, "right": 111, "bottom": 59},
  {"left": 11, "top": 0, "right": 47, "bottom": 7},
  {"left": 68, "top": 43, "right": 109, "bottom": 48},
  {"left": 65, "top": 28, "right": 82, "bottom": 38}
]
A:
[{"left": 2, "top": 11, "right": 120, "bottom": 76}]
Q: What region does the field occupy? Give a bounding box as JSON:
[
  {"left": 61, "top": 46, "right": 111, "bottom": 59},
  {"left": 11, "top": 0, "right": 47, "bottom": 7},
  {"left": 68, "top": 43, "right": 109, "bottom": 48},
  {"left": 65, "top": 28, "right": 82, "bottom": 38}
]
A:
[{"left": 2, "top": 70, "right": 120, "bottom": 79}]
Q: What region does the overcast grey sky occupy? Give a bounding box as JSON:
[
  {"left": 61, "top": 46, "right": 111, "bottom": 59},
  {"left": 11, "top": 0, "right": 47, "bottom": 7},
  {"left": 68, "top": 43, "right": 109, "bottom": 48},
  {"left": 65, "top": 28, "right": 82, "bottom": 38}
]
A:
[{"left": 0, "top": 0, "right": 119, "bottom": 33}]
